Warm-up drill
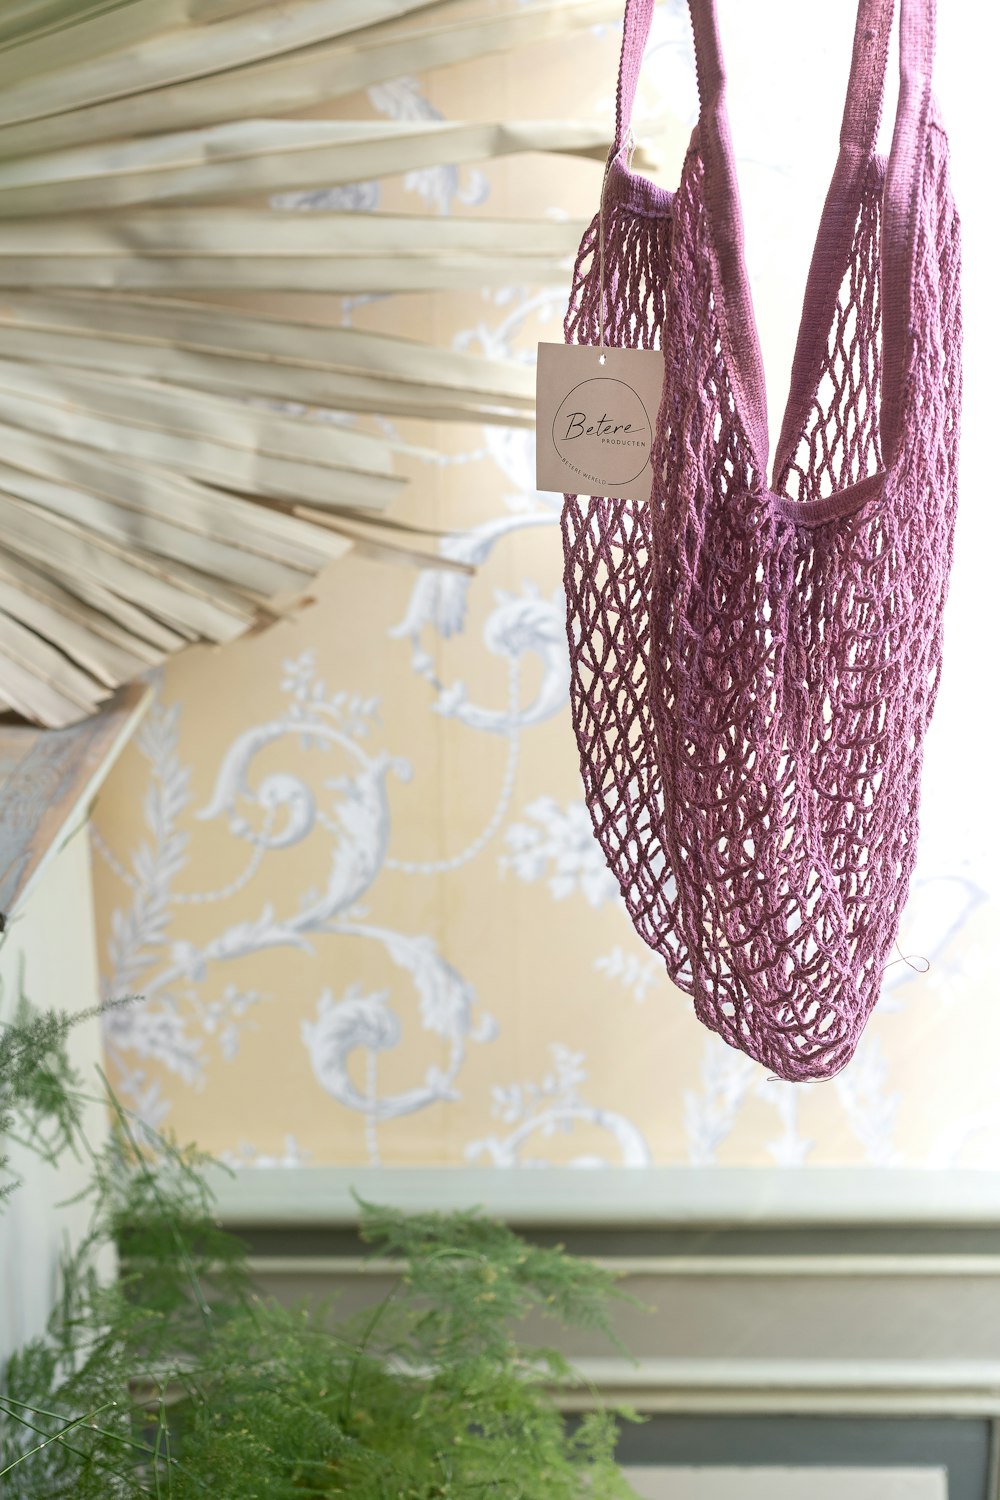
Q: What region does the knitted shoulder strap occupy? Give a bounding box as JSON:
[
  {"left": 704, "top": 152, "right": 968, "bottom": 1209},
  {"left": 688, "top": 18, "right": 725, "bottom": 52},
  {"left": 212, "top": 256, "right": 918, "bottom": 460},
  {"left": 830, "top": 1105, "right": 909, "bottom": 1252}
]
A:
[
  {"left": 776, "top": 0, "right": 938, "bottom": 476},
  {"left": 612, "top": 0, "right": 768, "bottom": 467},
  {"left": 611, "top": 0, "right": 937, "bottom": 480},
  {"left": 881, "top": 0, "right": 937, "bottom": 459}
]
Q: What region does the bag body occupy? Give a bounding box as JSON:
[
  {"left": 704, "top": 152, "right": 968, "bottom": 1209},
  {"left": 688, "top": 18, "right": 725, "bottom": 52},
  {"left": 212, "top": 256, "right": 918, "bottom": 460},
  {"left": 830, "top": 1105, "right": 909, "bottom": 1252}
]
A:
[{"left": 562, "top": 0, "right": 961, "bottom": 1080}]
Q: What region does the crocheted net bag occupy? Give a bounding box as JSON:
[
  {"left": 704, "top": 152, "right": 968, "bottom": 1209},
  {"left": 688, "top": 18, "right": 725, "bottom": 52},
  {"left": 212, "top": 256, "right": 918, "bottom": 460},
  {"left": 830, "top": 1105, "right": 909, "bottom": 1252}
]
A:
[{"left": 561, "top": 0, "right": 961, "bottom": 1081}]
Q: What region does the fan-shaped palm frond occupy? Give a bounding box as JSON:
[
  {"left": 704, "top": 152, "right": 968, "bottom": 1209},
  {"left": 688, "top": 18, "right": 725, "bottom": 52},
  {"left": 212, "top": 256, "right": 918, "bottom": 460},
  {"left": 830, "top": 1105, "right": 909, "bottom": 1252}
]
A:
[{"left": 0, "top": 0, "right": 642, "bottom": 726}]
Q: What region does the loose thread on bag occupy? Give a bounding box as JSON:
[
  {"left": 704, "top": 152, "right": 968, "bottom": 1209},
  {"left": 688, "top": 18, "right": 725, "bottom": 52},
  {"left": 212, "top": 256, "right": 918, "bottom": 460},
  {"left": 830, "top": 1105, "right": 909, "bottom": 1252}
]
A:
[
  {"left": 883, "top": 941, "right": 931, "bottom": 976},
  {"left": 758, "top": 940, "right": 934, "bottom": 1083},
  {"left": 761, "top": 941, "right": 933, "bottom": 1083}
]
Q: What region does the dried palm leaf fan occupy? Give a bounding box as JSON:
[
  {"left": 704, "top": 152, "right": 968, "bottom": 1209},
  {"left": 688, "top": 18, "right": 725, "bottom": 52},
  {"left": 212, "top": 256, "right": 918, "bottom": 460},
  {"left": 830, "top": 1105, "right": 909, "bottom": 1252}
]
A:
[{"left": 0, "top": 0, "right": 639, "bottom": 727}]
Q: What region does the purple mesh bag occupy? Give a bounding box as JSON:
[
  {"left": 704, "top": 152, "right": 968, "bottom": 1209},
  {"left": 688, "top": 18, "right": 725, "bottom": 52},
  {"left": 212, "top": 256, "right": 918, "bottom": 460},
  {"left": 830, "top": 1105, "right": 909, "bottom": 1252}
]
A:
[{"left": 561, "top": 0, "right": 961, "bottom": 1081}]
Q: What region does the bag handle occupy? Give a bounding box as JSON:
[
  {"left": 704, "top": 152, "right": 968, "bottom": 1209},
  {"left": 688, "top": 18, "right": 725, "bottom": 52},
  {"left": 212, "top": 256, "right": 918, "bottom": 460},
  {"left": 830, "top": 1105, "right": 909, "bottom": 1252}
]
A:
[
  {"left": 610, "top": 0, "right": 938, "bottom": 483},
  {"left": 614, "top": 0, "right": 731, "bottom": 155},
  {"left": 613, "top": 0, "right": 936, "bottom": 158},
  {"left": 774, "top": 0, "right": 938, "bottom": 480},
  {"left": 881, "top": 0, "right": 937, "bottom": 461},
  {"left": 611, "top": 0, "right": 771, "bottom": 470},
  {"left": 613, "top": 0, "right": 656, "bottom": 153},
  {"left": 841, "top": 0, "right": 936, "bottom": 157}
]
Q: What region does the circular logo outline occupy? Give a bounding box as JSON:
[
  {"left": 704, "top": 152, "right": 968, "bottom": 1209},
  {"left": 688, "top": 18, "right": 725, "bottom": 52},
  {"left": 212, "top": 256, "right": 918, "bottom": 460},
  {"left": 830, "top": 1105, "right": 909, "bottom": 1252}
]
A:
[{"left": 551, "top": 375, "right": 653, "bottom": 489}]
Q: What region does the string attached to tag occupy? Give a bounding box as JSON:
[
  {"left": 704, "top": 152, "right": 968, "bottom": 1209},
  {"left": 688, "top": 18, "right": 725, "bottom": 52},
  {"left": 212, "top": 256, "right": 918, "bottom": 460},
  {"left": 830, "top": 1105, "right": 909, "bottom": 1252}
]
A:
[
  {"left": 597, "top": 132, "right": 634, "bottom": 365},
  {"left": 598, "top": 151, "right": 612, "bottom": 365}
]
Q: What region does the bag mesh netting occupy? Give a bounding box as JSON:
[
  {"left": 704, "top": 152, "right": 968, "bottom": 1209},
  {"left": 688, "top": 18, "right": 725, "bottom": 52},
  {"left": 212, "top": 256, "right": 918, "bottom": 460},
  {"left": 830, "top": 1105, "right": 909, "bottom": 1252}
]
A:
[{"left": 561, "top": 0, "right": 961, "bottom": 1079}]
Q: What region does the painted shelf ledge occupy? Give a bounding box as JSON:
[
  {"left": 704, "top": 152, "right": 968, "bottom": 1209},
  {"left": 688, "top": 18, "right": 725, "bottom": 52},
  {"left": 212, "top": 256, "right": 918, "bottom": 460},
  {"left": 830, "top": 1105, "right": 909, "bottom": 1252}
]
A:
[
  {"left": 207, "top": 1165, "right": 1000, "bottom": 1229},
  {"left": 553, "top": 1357, "right": 1000, "bottom": 1416}
]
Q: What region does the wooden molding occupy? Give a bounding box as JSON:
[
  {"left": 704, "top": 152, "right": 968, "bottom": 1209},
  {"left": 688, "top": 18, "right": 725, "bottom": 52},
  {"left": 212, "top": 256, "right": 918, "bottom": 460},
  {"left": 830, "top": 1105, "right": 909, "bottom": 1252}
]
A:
[
  {"left": 553, "top": 1358, "right": 1000, "bottom": 1417},
  {"left": 209, "top": 1165, "right": 1000, "bottom": 1229},
  {"left": 243, "top": 1251, "right": 1000, "bottom": 1279},
  {"left": 0, "top": 681, "right": 150, "bottom": 923}
]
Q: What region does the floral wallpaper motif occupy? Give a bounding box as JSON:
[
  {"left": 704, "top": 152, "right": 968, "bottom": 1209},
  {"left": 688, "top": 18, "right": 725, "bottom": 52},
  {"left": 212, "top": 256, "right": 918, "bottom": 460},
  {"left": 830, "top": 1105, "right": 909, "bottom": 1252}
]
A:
[{"left": 91, "top": 2, "right": 997, "bottom": 1170}]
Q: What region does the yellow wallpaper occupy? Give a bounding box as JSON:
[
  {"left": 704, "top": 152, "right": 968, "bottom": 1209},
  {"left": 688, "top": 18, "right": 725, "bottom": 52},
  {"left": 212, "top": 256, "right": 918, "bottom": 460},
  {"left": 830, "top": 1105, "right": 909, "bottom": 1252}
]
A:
[{"left": 91, "top": 3, "right": 997, "bottom": 1171}]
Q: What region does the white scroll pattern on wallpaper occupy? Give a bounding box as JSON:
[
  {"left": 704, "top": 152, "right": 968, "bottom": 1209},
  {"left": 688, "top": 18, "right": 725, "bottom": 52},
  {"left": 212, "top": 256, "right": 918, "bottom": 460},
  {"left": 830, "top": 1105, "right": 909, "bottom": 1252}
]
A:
[{"left": 95, "top": 638, "right": 652, "bottom": 1167}]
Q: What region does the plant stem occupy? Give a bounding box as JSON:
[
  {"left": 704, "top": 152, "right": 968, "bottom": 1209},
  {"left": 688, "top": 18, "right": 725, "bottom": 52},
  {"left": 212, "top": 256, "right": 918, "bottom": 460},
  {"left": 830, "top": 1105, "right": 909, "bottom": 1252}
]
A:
[
  {"left": 0, "top": 1400, "right": 118, "bottom": 1478},
  {"left": 98, "top": 1064, "right": 214, "bottom": 1330}
]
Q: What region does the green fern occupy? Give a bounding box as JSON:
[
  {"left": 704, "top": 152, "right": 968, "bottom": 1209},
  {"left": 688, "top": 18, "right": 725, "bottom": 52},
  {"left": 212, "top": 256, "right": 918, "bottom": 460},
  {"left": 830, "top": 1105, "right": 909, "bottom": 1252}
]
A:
[
  {"left": 0, "top": 980, "right": 88, "bottom": 1207},
  {"left": 0, "top": 999, "right": 645, "bottom": 1499}
]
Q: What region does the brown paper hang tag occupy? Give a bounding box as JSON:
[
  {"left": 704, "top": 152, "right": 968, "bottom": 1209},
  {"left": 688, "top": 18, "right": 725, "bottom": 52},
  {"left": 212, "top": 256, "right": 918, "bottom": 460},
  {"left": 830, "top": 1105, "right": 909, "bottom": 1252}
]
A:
[{"left": 535, "top": 342, "right": 665, "bottom": 502}]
